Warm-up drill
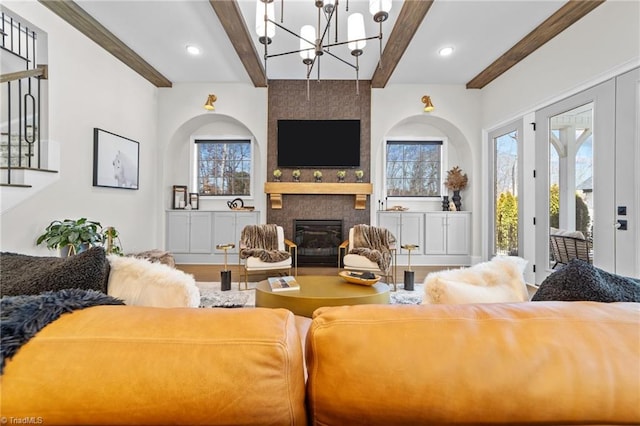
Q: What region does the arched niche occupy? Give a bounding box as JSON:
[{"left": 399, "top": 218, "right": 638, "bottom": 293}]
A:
[
  {"left": 374, "top": 114, "right": 473, "bottom": 210},
  {"left": 164, "top": 113, "right": 263, "bottom": 210}
]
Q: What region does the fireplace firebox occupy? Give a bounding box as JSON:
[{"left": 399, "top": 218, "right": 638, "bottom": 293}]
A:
[{"left": 294, "top": 220, "right": 342, "bottom": 266}]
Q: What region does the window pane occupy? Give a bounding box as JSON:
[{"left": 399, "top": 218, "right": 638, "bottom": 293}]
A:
[
  {"left": 494, "top": 130, "right": 518, "bottom": 255},
  {"left": 386, "top": 141, "right": 442, "bottom": 197},
  {"left": 197, "top": 140, "right": 251, "bottom": 196}
]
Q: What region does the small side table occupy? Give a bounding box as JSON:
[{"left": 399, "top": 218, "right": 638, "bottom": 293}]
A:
[
  {"left": 216, "top": 243, "right": 235, "bottom": 291},
  {"left": 401, "top": 244, "right": 419, "bottom": 291}
]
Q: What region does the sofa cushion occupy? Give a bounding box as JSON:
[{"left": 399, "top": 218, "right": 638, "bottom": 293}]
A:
[
  {"left": 0, "top": 247, "right": 110, "bottom": 297},
  {"left": 107, "top": 255, "right": 200, "bottom": 308},
  {"left": 1, "top": 306, "right": 307, "bottom": 425},
  {"left": 306, "top": 302, "right": 640, "bottom": 425},
  {"left": 423, "top": 255, "right": 529, "bottom": 304},
  {"left": 532, "top": 259, "right": 640, "bottom": 302}
]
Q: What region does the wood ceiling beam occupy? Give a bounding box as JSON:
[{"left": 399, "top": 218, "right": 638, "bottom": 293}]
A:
[
  {"left": 38, "top": 0, "right": 172, "bottom": 88},
  {"left": 371, "top": 0, "right": 434, "bottom": 89},
  {"left": 209, "top": 0, "right": 267, "bottom": 88},
  {"left": 466, "top": 0, "right": 605, "bottom": 89}
]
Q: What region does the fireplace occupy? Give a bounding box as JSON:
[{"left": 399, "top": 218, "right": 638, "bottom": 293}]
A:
[{"left": 294, "top": 220, "right": 343, "bottom": 266}]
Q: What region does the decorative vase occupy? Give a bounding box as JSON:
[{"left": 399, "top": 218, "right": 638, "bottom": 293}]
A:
[
  {"left": 273, "top": 176, "right": 281, "bottom": 182},
  {"left": 356, "top": 177, "right": 363, "bottom": 183},
  {"left": 442, "top": 195, "right": 450, "bottom": 211},
  {"left": 338, "top": 176, "right": 345, "bottom": 183},
  {"left": 293, "top": 176, "right": 300, "bottom": 182},
  {"left": 452, "top": 190, "right": 462, "bottom": 211},
  {"left": 315, "top": 176, "right": 322, "bottom": 183}
]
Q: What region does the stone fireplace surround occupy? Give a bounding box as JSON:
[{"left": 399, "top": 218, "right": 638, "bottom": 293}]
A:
[{"left": 266, "top": 80, "right": 372, "bottom": 245}]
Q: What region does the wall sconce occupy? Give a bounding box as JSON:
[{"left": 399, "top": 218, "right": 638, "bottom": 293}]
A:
[
  {"left": 204, "top": 94, "right": 217, "bottom": 111},
  {"left": 421, "top": 95, "right": 435, "bottom": 112}
]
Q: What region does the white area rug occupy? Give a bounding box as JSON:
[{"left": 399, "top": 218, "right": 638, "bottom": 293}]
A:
[{"left": 196, "top": 281, "right": 423, "bottom": 308}]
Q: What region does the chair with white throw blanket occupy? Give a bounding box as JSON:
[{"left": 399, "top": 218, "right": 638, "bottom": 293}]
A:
[{"left": 238, "top": 224, "right": 297, "bottom": 290}]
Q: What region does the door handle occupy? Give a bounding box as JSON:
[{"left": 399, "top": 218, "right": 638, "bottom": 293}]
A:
[{"left": 616, "top": 220, "right": 627, "bottom": 230}]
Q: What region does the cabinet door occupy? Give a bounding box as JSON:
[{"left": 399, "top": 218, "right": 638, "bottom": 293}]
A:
[
  {"left": 399, "top": 213, "right": 424, "bottom": 253},
  {"left": 213, "top": 212, "right": 238, "bottom": 252},
  {"left": 166, "top": 212, "right": 190, "bottom": 253},
  {"left": 424, "top": 213, "right": 447, "bottom": 255},
  {"left": 377, "top": 212, "right": 401, "bottom": 243},
  {"left": 189, "top": 212, "right": 213, "bottom": 253},
  {"left": 446, "top": 213, "right": 470, "bottom": 255}
]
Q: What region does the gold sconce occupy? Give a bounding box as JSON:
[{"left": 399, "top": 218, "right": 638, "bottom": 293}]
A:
[
  {"left": 204, "top": 94, "right": 217, "bottom": 111},
  {"left": 421, "top": 95, "right": 435, "bottom": 112}
]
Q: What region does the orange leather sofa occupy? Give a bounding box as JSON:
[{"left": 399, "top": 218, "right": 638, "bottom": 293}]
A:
[{"left": 2, "top": 302, "right": 638, "bottom": 425}]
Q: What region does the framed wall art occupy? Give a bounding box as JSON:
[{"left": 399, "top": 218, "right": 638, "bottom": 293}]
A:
[{"left": 93, "top": 128, "right": 140, "bottom": 190}]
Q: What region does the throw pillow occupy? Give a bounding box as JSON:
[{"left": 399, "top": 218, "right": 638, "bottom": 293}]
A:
[
  {"left": 532, "top": 259, "right": 640, "bottom": 302},
  {"left": 0, "top": 247, "right": 110, "bottom": 297},
  {"left": 423, "top": 255, "right": 529, "bottom": 304},
  {"left": 107, "top": 255, "right": 200, "bottom": 308}
]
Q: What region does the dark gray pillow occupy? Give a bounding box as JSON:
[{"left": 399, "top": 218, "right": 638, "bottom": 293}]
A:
[
  {"left": 0, "top": 247, "right": 110, "bottom": 297},
  {"left": 532, "top": 259, "right": 640, "bottom": 302}
]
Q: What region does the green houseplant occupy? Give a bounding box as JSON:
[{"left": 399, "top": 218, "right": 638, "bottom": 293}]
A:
[{"left": 36, "top": 218, "right": 123, "bottom": 256}]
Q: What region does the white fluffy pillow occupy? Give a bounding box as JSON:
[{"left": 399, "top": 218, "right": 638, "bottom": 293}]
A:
[
  {"left": 107, "top": 255, "right": 200, "bottom": 308},
  {"left": 423, "top": 256, "right": 529, "bottom": 304}
]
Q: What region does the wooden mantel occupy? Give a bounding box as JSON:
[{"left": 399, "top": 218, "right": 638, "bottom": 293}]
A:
[{"left": 264, "top": 182, "right": 373, "bottom": 210}]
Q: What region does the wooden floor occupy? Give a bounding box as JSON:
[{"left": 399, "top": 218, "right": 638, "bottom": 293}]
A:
[{"left": 176, "top": 264, "right": 450, "bottom": 284}]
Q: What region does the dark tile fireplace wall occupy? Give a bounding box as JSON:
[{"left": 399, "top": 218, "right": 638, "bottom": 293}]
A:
[{"left": 267, "top": 80, "right": 372, "bottom": 243}]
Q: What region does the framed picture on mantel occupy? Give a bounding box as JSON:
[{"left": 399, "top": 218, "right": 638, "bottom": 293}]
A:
[{"left": 173, "top": 185, "right": 187, "bottom": 209}]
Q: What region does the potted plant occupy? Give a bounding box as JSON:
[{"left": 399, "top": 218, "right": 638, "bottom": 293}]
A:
[
  {"left": 36, "top": 218, "right": 123, "bottom": 257},
  {"left": 314, "top": 170, "right": 323, "bottom": 182},
  {"left": 337, "top": 170, "right": 346, "bottom": 182},
  {"left": 355, "top": 169, "right": 364, "bottom": 182},
  {"left": 273, "top": 169, "right": 282, "bottom": 182},
  {"left": 36, "top": 218, "right": 104, "bottom": 256},
  {"left": 292, "top": 169, "right": 301, "bottom": 182}
]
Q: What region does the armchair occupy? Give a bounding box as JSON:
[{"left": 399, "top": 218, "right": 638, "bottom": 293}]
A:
[
  {"left": 238, "top": 224, "right": 297, "bottom": 290},
  {"left": 340, "top": 224, "right": 397, "bottom": 291}
]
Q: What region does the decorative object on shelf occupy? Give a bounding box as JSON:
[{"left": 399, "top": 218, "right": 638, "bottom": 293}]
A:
[
  {"left": 442, "top": 195, "right": 450, "bottom": 211},
  {"left": 355, "top": 169, "right": 364, "bottom": 183},
  {"left": 386, "top": 205, "right": 408, "bottom": 211},
  {"left": 337, "top": 170, "right": 346, "bottom": 182},
  {"left": 93, "top": 128, "right": 139, "bottom": 190},
  {"left": 189, "top": 193, "right": 199, "bottom": 210},
  {"left": 36, "top": 218, "right": 123, "bottom": 257},
  {"left": 444, "top": 166, "right": 468, "bottom": 211},
  {"left": 292, "top": 169, "right": 301, "bottom": 182},
  {"left": 173, "top": 185, "right": 187, "bottom": 209},
  {"left": 273, "top": 169, "right": 282, "bottom": 182},
  {"left": 255, "top": 0, "right": 392, "bottom": 99},
  {"left": 421, "top": 95, "right": 435, "bottom": 112},
  {"left": 227, "top": 197, "right": 244, "bottom": 209},
  {"left": 314, "top": 170, "right": 323, "bottom": 182},
  {"left": 203, "top": 94, "right": 217, "bottom": 111}
]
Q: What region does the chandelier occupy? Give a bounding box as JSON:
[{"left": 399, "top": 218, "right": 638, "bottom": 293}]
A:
[{"left": 255, "top": 0, "right": 392, "bottom": 97}]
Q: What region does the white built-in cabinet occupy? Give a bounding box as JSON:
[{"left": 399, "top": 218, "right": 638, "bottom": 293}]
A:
[
  {"left": 166, "top": 210, "right": 259, "bottom": 264},
  {"left": 377, "top": 212, "right": 424, "bottom": 253},
  {"left": 423, "top": 212, "right": 471, "bottom": 255},
  {"left": 377, "top": 211, "right": 471, "bottom": 265}
]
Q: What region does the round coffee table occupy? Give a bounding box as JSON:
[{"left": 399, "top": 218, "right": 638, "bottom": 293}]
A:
[{"left": 255, "top": 275, "right": 390, "bottom": 318}]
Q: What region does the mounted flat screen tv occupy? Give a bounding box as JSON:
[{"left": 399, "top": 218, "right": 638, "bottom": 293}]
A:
[{"left": 277, "top": 119, "right": 360, "bottom": 168}]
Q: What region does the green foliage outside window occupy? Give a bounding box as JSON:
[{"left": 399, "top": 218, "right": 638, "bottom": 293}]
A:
[
  {"left": 496, "top": 192, "right": 518, "bottom": 255},
  {"left": 549, "top": 183, "right": 591, "bottom": 237}
]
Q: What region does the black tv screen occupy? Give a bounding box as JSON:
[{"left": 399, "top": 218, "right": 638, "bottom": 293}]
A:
[{"left": 277, "top": 119, "right": 360, "bottom": 168}]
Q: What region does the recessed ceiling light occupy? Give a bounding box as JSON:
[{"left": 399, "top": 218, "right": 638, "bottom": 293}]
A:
[
  {"left": 439, "top": 46, "right": 454, "bottom": 57},
  {"left": 186, "top": 45, "right": 201, "bottom": 55}
]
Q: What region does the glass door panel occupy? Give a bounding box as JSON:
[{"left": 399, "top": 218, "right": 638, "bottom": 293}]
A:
[{"left": 494, "top": 130, "right": 519, "bottom": 255}]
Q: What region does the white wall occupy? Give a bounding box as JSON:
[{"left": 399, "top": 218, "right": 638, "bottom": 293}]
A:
[{"left": 0, "top": 1, "right": 159, "bottom": 256}]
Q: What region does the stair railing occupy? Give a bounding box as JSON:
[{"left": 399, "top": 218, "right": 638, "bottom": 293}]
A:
[{"left": 1, "top": 65, "right": 47, "bottom": 185}]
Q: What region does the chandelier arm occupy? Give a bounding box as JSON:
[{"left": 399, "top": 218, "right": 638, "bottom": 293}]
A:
[
  {"left": 323, "top": 35, "right": 380, "bottom": 50},
  {"left": 322, "top": 49, "right": 357, "bottom": 70},
  {"left": 266, "top": 48, "right": 313, "bottom": 59}
]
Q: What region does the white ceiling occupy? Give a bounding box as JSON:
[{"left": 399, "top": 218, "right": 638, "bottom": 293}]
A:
[{"left": 75, "top": 0, "right": 566, "bottom": 86}]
